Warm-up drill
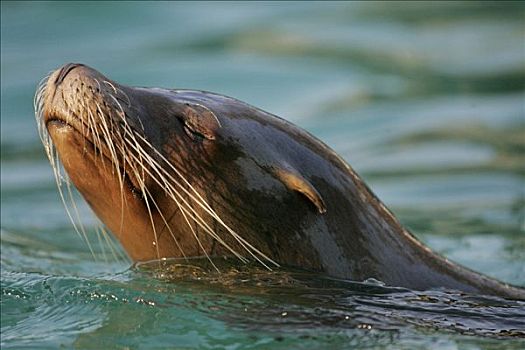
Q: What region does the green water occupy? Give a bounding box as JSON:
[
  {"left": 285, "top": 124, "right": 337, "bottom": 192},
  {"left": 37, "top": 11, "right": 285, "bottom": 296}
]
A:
[{"left": 1, "top": 1, "right": 524, "bottom": 349}]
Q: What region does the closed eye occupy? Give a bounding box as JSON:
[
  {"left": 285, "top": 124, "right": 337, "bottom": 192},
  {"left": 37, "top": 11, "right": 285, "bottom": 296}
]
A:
[{"left": 182, "top": 121, "right": 206, "bottom": 141}]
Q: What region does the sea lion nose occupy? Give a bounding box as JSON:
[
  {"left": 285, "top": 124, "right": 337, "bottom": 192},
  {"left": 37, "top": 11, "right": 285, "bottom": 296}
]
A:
[{"left": 54, "top": 63, "right": 84, "bottom": 86}]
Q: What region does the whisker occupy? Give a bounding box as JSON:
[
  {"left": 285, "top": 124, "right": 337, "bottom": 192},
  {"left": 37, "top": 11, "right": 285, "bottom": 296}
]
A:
[
  {"left": 95, "top": 226, "right": 108, "bottom": 263},
  {"left": 142, "top": 186, "right": 187, "bottom": 260},
  {"left": 121, "top": 138, "right": 249, "bottom": 262},
  {"left": 100, "top": 226, "right": 129, "bottom": 263},
  {"left": 35, "top": 74, "right": 98, "bottom": 262},
  {"left": 129, "top": 132, "right": 278, "bottom": 268},
  {"left": 132, "top": 162, "right": 161, "bottom": 261},
  {"left": 65, "top": 175, "right": 97, "bottom": 260}
]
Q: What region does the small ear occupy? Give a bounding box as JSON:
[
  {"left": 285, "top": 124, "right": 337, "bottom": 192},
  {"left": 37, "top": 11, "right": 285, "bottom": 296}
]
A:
[
  {"left": 273, "top": 167, "right": 327, "bottom": 214},
  {"left": 181, "top": 104, "right": 221, "bottom": 140}
]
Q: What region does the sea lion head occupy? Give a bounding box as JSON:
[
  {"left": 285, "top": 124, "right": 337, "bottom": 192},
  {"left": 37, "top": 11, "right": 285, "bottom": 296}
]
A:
[{"left": 36, "top": 63, "right": 330, "bottom": 269}]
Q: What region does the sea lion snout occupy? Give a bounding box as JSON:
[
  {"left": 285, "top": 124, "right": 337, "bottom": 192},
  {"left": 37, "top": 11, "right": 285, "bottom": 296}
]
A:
[{"left": 42, "top": 64, "right": 132, "bottom": 132}]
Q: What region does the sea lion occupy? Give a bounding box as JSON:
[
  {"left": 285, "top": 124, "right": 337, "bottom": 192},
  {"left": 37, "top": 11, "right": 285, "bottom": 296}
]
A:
[{"left": 35, "top": 63, "right": 524, "bottom": 299}]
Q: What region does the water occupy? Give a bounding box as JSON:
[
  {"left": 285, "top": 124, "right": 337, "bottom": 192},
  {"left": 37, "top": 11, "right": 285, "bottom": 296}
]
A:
[{"left": 1, "top": 2, "right": 524, "bottom": 349}]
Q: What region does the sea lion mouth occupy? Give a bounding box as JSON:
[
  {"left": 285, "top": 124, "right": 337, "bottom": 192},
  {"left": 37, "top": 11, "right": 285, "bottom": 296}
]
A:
[
  {"left": 42, "top": 83, "right": 148, "bottom": 203},
  {"left": 45, "top": 116, "right": 145, "bottom": 201}
]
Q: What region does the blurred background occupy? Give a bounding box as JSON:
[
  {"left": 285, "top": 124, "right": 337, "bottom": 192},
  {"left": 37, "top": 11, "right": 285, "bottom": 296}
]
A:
[{"left": 1, "top": 1, "right": 524, "bottom": 348}]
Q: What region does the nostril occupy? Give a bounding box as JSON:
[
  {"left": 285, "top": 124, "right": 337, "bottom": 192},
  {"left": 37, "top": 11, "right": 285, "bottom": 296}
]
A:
[{"left": 54, "top": 63, "right": 84, "bottom": 86}]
